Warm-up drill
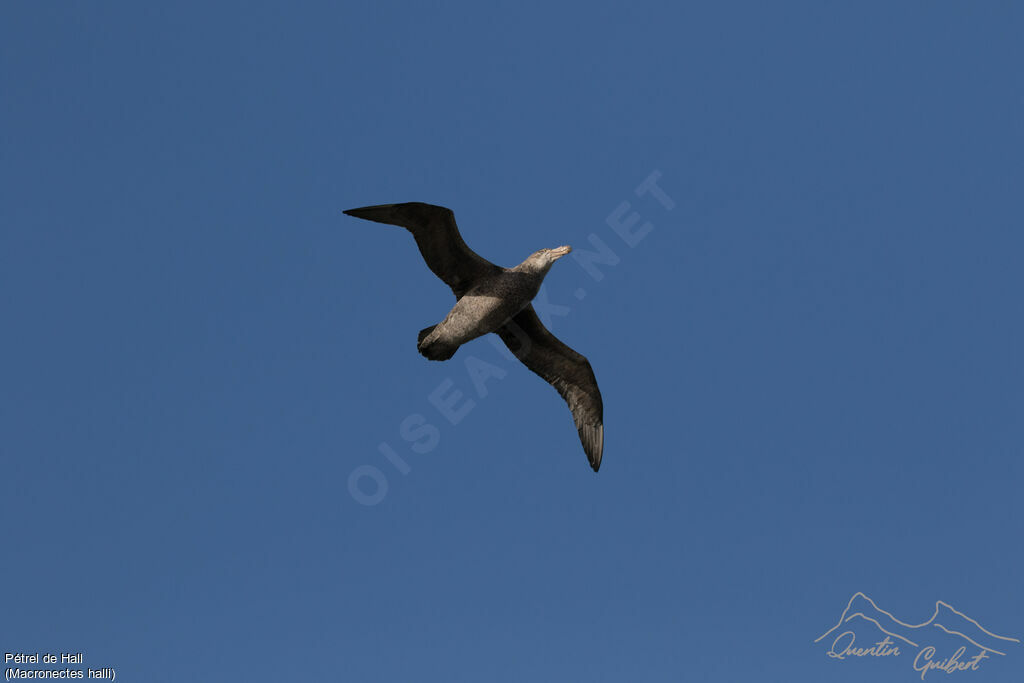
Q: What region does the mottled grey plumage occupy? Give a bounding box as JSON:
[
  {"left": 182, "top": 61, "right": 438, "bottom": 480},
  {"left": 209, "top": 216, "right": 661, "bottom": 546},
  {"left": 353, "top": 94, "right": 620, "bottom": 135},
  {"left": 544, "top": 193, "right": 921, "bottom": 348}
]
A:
[{"left": 343, "top": 202, "right": 605, "bottom": 471}]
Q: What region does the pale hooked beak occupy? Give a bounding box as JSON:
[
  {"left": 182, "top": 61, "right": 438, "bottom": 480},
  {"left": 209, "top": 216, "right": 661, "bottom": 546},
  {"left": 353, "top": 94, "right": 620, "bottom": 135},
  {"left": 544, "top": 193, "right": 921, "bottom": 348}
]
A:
[{"left": 551, "top": 245, "right": 572, "bottom": 259}]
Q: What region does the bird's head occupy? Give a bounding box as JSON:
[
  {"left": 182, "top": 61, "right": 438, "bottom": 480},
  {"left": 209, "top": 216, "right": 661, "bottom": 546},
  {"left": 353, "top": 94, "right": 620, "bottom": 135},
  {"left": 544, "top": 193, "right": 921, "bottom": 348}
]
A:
[{"left": 526, "top": 245, "right": 572, "bottom": 270}]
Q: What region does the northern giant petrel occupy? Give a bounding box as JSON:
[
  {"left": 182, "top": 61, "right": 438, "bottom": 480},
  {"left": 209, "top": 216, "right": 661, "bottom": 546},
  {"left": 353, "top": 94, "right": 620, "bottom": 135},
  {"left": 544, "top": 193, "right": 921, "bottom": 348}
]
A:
[{"left": 343, "top": 202, "right": 605, "bottom": 471}]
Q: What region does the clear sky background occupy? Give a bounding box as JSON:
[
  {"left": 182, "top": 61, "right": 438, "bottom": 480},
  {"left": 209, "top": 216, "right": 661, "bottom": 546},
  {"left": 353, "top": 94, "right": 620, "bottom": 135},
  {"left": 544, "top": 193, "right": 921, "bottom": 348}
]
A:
[{"left": 2, "top": 2, "right": 1022, "bottom": 682}]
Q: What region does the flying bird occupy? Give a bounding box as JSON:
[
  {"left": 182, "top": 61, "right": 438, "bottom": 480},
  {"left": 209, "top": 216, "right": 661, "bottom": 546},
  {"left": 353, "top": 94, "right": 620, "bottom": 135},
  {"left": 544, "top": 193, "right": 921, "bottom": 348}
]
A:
[{"left": 343, "top": 202, "right": 605, "bottom": 471}]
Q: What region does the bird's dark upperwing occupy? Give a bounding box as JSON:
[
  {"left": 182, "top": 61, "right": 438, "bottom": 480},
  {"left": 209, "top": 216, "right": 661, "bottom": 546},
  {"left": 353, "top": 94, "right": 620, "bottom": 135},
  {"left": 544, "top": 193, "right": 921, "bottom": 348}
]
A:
[
  {"left": 343, "top": 202, "right": 501, "bottom": 297},
  {"left": 497, "top": 305, "right": 605, "bottom": 471}
]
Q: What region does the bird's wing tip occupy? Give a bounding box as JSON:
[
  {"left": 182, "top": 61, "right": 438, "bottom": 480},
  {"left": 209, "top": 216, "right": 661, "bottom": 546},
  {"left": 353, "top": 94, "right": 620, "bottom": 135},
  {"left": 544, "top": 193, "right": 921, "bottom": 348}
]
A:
[{"left": 584, "top": 423, "right": 604, "bottom": 472}]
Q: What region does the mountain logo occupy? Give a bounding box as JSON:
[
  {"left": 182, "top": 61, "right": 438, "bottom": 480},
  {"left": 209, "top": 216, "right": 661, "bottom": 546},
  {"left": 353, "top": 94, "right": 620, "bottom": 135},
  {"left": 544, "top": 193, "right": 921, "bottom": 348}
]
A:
[{"left": 815, "top": 592, "right": 1020, "bottom": 679}]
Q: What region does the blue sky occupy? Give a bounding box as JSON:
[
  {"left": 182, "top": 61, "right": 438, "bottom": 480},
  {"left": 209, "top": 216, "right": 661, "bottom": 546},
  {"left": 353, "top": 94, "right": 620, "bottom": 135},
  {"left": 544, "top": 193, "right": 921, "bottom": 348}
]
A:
[{"left": 2, "top": 2, "right": 1022, "bottom": 681}]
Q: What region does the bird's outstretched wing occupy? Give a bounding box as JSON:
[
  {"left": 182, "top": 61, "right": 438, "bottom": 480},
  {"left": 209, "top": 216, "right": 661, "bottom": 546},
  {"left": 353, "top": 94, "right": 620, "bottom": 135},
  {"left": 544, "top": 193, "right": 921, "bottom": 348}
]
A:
[
  {"left": 497, "top": 305, "right": 604, "bottom": 471},
  {"left": 343, "top": 202, "right": 501, "bottom": 297}
]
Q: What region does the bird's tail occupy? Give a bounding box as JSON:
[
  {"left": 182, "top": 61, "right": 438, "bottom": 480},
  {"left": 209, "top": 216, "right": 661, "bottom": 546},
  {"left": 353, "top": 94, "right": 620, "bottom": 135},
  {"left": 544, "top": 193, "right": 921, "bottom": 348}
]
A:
[{"left": 417, "top": 325, "right": 458, "bottom": 361}]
